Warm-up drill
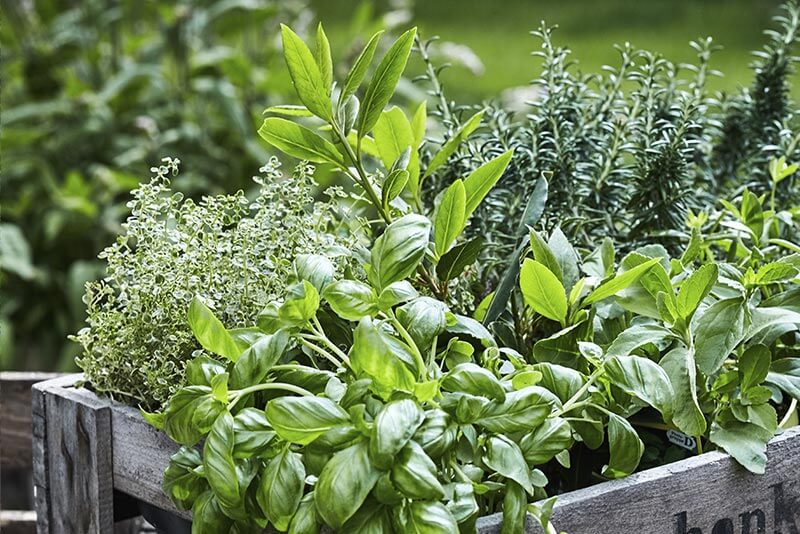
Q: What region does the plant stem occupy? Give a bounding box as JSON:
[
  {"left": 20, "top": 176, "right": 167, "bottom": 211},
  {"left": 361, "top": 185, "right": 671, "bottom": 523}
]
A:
[
  {"left": 228, "top": 382, "right": 314, "bottom": 409},
  {"left": 554, "top": 370, "right": 601, "bottom": 416},
  {"left": 298, "top": 337, "right": 343, "bottom": 369},
  {"left": 386, "top": 310, "right": 427, "bottom": 379}
]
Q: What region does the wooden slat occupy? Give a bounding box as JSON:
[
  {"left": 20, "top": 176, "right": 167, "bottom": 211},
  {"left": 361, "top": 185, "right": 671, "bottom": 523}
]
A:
[
  {"left": 35, "top": 375, "right": 115, "bottom": 534},
  {"left": 477, "top": 424, "right": 800, "bottom": 533},
  {"left": 0, "top": 372, "right": 62, "bottom": 470},
  {"left": 0, "top": 510, "right": 37, "bottom": 534}
]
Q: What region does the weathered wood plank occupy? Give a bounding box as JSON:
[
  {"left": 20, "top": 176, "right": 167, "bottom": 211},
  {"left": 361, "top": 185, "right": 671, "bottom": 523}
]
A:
[
  {"left": 0, "top": 510, "right": 37, "bottom": 534},
  {"left": 477, "top": 424, "right": 800, "bottom": 534},
  {"left": 0, "top": 372, "right": 62, "bottom": 470},
  {"left": 39, "top": 375, "right": 115, "bottom": 534}
]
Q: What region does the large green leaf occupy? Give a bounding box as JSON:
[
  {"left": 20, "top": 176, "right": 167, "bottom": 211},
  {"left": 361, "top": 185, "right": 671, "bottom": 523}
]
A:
[
  {"left": 163, "top": 447, "right": 205, "bottom": 510},
  {"left": 462, "top": 150, "right": 513, "bottom": 217},
  {"left": 356, "top": 28, "right": 417, "bottom": 136},
  {"left": 584, "top": 258, "right": 661, "bottom": 305},
  {"left": 314, "top": 23, "right": 333, "bottom": 95},
  {"left": 434, "top": 180, "right": 467, "bottom": 255},
  {"left": 694, "top": 298, "right": 745, "bottom": 375},
  {"left": 483, "top": 435, "right": 533, "bottom": 494},
  {"left": 709, "top": 421, "right": 774, "bottom": 474},
  {"left": 604, "top": 355, "right": 674, "bottom": 419},
  {"left": 441, "top": 363, "right": 506, "bottom": 401},
  {"left": 203, "top": 412, "right": 242, "bottom": 510},
  {"left": 230, "top": 330, "right": 289, "bottom": 388},
  {"left": 660, "top": 347, "right": 706, "bottom": 436},
  {"left": 350, "top": 318, "right": 417, "bottom": 399},
  {"left": 266, "top": 396, "right": 349, "bottom": 445},
  {"left": 436, "top": 237, "right": 484, "bottom": 282},
  {"left": 519, "top": 417, "right": 574, "bottom": 465},
  {"left": 188, "top": 296, "right": 241, "bottom": 362},
  {"left": 602, "top": 412, "right": 644, "bottom": 478},
  {"left": 401, "top": 501, "right": 459, "bottom": 534},
  {"left": 766, "top": 358, "right": 800, "bottom": 399},
  {"left": 315, "top": 440, "right": 381, "bottom": 529},
  {"left": 520, "top": 259, "right": 568, "bottom": 324},
  {"left": 501, "top": 481, "right": 527, "bottom": 534},
  {"left": 392, "top": 441, "right": 445, "bottom": 500},
  {"left": 477, "top": 387, "right": 555, "bottom": 433},
  {"left": 163, "top": 386, "right": 219, "bottom": 446},
  {"left": 369, "top": 214, "right": 431, "bottom": 291},
  {"left": 191, "top": 491, "right": 233, "bottom": 534},
  {"left": 257, "top": 448, "right": 305, "bottom": 531},
  {"left": 606, "top": 324, "right": 673, "bottom": 358},
  {"left": 396, "top": 297, "right": 448, "bottom": 349},
  {"left": 232, "top": 408, "right": 276, "bottom": 458},
  {"left": 369, "top": 399, "right": 424, "bottom": 469},
  {"left": 340, "top": 31, "right": 383, "bottom": 102},
  {"left": 373, "top": 106, "right": 419, "bottom": 190},
  {"left": 323, "top": 280, "right": 378, "bottom": 321},
  {"left": 676, "top": 264, "right": 718, "bottom": 320},
  {"left": 258, "top": 118, "right": 345, "bottom": 167},
  {"left": 424, "top": 110, "right": 484, "bottom": 179},
  {"left": 280, "top": 24, "right": 332, "bottom": 120}
]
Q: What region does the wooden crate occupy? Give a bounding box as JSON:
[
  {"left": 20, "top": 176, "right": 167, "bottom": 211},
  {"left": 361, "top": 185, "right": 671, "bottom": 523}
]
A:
[{"left": 33, "top": 374, "right": 800, "bottom": 534}]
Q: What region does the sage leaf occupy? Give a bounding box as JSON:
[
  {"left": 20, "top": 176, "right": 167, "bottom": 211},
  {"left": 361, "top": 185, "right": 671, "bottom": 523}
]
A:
[
  {"left": 602, "top": 412, "right": 644, "bottom": 478},
  {"left": 694, "top": 298, "right": 745, "bottom": 374},
  {"left": 709, "top": 421, "right": 774, "bottom": 474},
  {"left": 739, "top": 344, "right": 771, "bottom": 391},
  {"left": 604, "top": 355, "right": 674, "bottom": 419},
  {"left": 606, "top": 323, "right": 673, "bottom": 358},
  {"left": 676, "top": 264, "right": 718, "bottom": 319},
  {"left": 766, "top": 358, "right": 800, "bottom": 399},
  {"left": 660, "top": 347, "right": 706, "bottom": 436}
]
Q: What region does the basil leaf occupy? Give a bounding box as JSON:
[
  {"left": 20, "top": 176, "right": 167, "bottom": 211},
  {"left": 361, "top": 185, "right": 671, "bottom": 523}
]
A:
[
  {"left": 369, "top": 214, "right": 431, "bottom": 291},
  {"left": 163, "top": 446, "right": 205, "bottom": 510},
  {"left": 323, "top": 280, "right": 378, "bottom": 321},
  {"left": 602, "top": 412, "right": 644, "bottom": 478},
  {"left": 369, "top": 398, "right": 424, "bottom": 469},
  {"left": 604, "top": 355, "right": 674, "bottom": 419},
  {"left": 188, "top": 296, "right": 241, "bottom": 362},
  {"left": 163, "top": 386, "right": 217, "bottom": 446},
  {"left": 462, "top": 150, "right": 513, "bottom": 217},
  {"left": 402, "top": 500, "right": 459, "bottom": 534},
  {"left": 295, "top": 254, "right": 335, "bottom": 293},
  {"left": 191, "top": 491, "right": 233, "bottom": 534},
  {"left": 340, "top": 31, "right": 383, "bottom": 102},
  {"left": 441, "top": 363, "right": 506, "bottom": 401},
  {"left": 203, "top": 411, "right": 242, "bottom": 510},
  {"left": 266, "top": 396, "right": 349, "bottom": 445},
  {"left": 477, "top": 387, "right": 555, "bottom": 434},
  {"left": 396, "top": 297, "right": 448, "bottom": 349},
  {"left": 280, "top": 24, "right": 331, "bottom": 120},
  {"left": 232, "top": 408, "right": 276, "bottom": 459},
  {"left": 520, "top": 259, "right": 568, "bottom": 324},
  {"left": 501, "top": 481, "right": 527, "bottom": 534},
  {"left": 694, "top": 298, "right": 745, "bottom": 374},
  {"left": 676, "top": 263, "right": 718, "bottom": 319},
  {"left": 446, "top": 482, "right": 479, "bottom": 525},
  {"left": 437, "top": 236, "right": 484, "bottom": 282},
  {"left": 186, "top": 356, "right": 227, "bottom": 387},
  {"left": 413, "top": 409, "right": 457, "bottom": 459},
  {"left": 315, "top": 440, "right": 381, "bottom": 529},
  {"left": 660, "top": 347, "right": 706, "bottom": 437},
  {"left": 356, "top": 28, "right": 416, "bottom": 136},
  {"left": 377, "top": 280, "right": 419, "bottom": 310},
  {"left": 392, "top": 441, "right": 445, "bottom": 500},
  {"left": 519, "top": 417, "right": 574, "bottom": 465},
  {"left": 288, "top": 492, "right": 320, "bottom": 534},
  {"left": 257, "top": 448, "right": 305, "bottom": 531},
  {"left": 434, "top": 180, "right": 467, "bottom": 255},
  {"left": 231, "top": 329, "right": 290, "bottom": 388},
  {"left": 258, "top": 118, "right": 344, "bottom": 167},
  {"left": 342, "top": 500, "right": 394, "bottom": 533},
  {"left": 484, "top": 435, "right": 533, "bottom": 494},
  {"left": 278, "top": 280, "right": 320, "bottom": 325},
  {"left": 350, "top": 318, "right": 417, "bottom": 399},
  {"left": 210, "top": 373, "right": 228, "bottom": 403}
]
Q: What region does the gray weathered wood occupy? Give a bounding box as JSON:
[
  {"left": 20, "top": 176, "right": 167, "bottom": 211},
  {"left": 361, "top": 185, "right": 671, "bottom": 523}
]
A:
[
  {"left": 35, "top": 375, "right": 800, "bottom": 533},
  {"left": 0, "top": 510, "right": 37, "bottom": 534},
  {"left": 0, "top": 372, "right": 62, "bottom": 470},
  {"left": 34, "top": 375, "right": 115, "bottom": 534}
]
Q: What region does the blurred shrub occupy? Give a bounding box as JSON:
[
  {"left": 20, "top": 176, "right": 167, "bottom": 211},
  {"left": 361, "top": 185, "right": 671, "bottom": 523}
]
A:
[{"left": 0, "top": 0, "right": 410, "bottom": 371}]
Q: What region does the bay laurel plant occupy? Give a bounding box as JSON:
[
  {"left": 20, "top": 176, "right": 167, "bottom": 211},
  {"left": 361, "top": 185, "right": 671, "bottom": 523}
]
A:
[{"left": 136, "top": 21, "right": 800, "bottom": 534}]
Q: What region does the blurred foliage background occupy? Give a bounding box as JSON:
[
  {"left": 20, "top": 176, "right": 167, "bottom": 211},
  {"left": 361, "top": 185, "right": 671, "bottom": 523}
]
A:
[{"left": 0, "top": 0, "right": 795, "bottom": 373}]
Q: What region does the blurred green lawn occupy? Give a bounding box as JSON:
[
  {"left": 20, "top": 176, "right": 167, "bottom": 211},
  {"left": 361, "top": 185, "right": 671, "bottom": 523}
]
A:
[{"left": 315, "top": 0, "right": 799, "bottom": 101}]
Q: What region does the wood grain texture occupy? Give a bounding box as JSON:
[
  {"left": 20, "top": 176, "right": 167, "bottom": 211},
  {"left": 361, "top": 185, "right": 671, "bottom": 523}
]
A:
[
  {"left": 35, "top": 375, "right": 115, "bottom": 534},
  {"left": 477, "top": 424, "right": 800, "bottom": 534},
  {"left": 0, "top": 372, "right": 62, "bottom": 470},
  {"left": 0, "top": 510, "right": 37, "bottom": 534}
]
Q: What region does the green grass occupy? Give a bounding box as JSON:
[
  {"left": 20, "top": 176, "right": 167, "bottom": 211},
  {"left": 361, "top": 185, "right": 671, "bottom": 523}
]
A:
[{"left": 314, "top": 0, "right": 799, "bottom": 102}]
